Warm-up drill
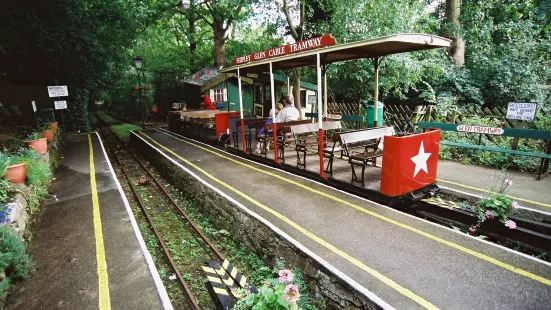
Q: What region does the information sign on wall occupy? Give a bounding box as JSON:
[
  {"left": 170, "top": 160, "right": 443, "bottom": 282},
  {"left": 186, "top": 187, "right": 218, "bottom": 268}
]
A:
[
  {"left": 506, "top": 102, "right": 538, "bottom": 121},
  {"left": 47, "top": 86, "right": 69, "bottom": 97},
  {"left": 54, "top": 100, "right": 68, "bottom": 110},
  {"left": 308, "top": 95, "right": 317, "bottom": 105}
]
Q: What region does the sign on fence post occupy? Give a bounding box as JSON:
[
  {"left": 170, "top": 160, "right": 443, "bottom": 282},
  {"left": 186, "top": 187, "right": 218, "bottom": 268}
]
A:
[
  {"left": 48, "top": 85, "right": 69, "bottom": 130},
  {"left": 31, "top": 100, "right": 38, "bottom": 126},
  {"left": 506, "top": 102, "right": 538, "bottom": 121},
  {"left": 54, "top": 101, "right": 67, "bottom": 110},
  {"left": 47, "top": 86, "right": 69, "bottom": 97}
]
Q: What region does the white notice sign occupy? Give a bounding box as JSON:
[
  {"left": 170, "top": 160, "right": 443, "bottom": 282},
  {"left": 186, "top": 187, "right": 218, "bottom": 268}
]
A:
[
  {"left": 54, "top": 100, "right": 67, "bottom": 110},
  {"left": 32, "top": 101, "right": 37, "bottom": 112},
  {"left": 506, "top": 102, "right": 538, "bottom": 121},
  {"left": 47, "top": 85, "right": 69, "bottom": 97}
]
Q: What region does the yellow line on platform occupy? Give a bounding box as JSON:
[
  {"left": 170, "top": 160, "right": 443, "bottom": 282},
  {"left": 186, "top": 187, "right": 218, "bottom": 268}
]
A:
[
  {"left": 437, "top": 178, "right": 551, "bottom": 209},
  {"left": 140, "top": 132, "right": 438, "bottom": 309},
  {"left": 151, "top": 130, "right": 551, "bottom": 288},
  {"left": 88, "top": 134, "right": 112, "bottom": 310}
]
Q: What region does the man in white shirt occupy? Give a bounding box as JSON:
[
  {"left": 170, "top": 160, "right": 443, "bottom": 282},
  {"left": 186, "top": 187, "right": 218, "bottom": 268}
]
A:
[{"left": 274, "top": 95, "right": 300, "bottom": 122}]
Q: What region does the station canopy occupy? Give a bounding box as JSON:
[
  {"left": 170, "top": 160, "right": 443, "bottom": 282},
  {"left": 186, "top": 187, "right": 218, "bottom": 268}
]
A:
[{"left": 221, "top": 33, "right": 451, "bottom": 74}]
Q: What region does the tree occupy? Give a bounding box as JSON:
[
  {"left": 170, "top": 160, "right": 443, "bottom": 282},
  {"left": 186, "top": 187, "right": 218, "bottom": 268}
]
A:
[
  {"left": 445, "top": 0, "right": 465, "bottom": 66},
  {"left": 193, "top": 0, "right": 257, "bottom": 68},
  {"left": 281, "top": 0, "right": 306, "bottom": 117}
]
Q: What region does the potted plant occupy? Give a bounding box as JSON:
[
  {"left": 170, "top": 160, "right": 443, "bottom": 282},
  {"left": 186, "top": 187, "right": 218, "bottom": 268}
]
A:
[
  {"left": 47, "top": 121, "right": 58, "bottom": 132},
  {"left": 24, "top": 133, "right": 48, "bottom": 154},
  {"left": 38, "top": 124, "right": 54, "bottom": 142},
  {"left": 1, "top": 153, "right": 27, "bottom": 185}
]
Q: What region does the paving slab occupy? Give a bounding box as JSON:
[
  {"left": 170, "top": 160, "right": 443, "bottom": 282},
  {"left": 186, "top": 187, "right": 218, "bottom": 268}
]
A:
[
  {"left": 6, "top": 133, "right": 169, "bottom": 310},
  {"left": 136, "top": 129, "right": 551, "bottom": 310}
]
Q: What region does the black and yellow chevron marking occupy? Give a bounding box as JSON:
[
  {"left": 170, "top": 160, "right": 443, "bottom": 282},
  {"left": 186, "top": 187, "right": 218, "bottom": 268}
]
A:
[
  {"left": 221, "top": 259, "right": 258, "bottom": 294},
  {"left": 210, "top": 261, "right": 237, "bottom": 292},
  {"left": 422, "top": 197, "right": 460, "bottom": 209},
  {"left": 202, "top": 264, "right": 233, "bottom": 310}
]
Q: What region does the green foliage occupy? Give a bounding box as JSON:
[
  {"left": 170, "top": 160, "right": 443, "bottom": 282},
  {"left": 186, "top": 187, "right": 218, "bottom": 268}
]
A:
[
  {"left": 0, "top": 180, "right": 10, "bottom": 204},
  {"left": 1, "top": 139, "right": 24, "bottom": 155},
  {"left": 0, "top": 153, "right": 10, "bottom": 179},
  {"left": 467, "top": 172, "right": 518, "bottom": 232},
  {"left": 0, "top": 226, "right": 34, "bottom": 307},
  {"left": 233, "top": 267, "right": 315, "bottom": 310},
  {"left": 25, "top": 133, "right": 42, "bottom": 142},
  {"left": 438, "top": 115, "right": 547, "bottom": 172},
  {"left": 9, "top": 150, "right": 51, "bottom": 214}
]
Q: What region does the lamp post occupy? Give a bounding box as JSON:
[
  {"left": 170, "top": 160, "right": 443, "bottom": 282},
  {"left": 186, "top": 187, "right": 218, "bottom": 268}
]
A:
[{"left": 133, "top": 56, "right": 145, "bottom": 129}]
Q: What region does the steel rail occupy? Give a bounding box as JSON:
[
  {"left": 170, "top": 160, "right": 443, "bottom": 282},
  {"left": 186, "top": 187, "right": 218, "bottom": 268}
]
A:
[
  {"left": 96, "top": 122, "right": 201, "bottom": 310},
  {"left": 98, "top": 117, "right": 225, "bottom": 261}
]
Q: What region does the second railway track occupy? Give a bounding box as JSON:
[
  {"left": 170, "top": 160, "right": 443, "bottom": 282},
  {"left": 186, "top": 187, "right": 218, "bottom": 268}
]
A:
[{"left": 96, "top": 114, "right": 226, "bottom": 309}]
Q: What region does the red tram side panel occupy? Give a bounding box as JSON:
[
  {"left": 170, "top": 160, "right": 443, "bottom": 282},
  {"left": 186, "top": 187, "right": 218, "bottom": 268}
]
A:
[{"left": 380, "top": 129, "right": 441, "bottom": 196}]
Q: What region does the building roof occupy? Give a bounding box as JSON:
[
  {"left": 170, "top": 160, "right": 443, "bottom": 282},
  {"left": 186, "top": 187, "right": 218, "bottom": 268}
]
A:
[
  {"left": 221, "top": 33, "right": 451, "bottom": 74},
  {"left": 183, "top": 67, "right": 226, "bottom": 89}
]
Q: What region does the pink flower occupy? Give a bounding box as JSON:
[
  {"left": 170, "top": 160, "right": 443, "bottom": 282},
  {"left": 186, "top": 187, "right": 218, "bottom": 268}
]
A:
[
  {"left": 504, "top": 179, "right": 513, "bottom": 186},
  {"left": 469, "top": 227, "right": 476, "bottom": 233},
  {"left": 278, "top": 269, "right": 294, "bottom": 283},
  {"left": 505, "top": 220, "right": 517, "bottom": 229},
  {"left": 283, "top": 284, "right": 300, "bottom": 303},
  {"left": 485, "top": 210, "right": 495, "bottom": 219},
  {"left": 512, "top": 201, "right": 519, "bottom": 209}
]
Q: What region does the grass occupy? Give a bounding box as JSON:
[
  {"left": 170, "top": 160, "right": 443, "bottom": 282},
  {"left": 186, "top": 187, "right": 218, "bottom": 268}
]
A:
[{"left": 110, "top": 124, "right": 142, "bottom": 139}]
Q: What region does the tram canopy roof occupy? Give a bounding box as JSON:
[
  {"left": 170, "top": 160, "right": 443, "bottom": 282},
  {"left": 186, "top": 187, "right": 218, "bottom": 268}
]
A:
[{"left": 221, "top": 33, "right": 451, "bottom": 74}]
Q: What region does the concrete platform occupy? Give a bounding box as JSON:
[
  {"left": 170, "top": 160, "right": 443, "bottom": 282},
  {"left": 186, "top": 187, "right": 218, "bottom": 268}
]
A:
[
  {"left": 135, "top": 129, "right": 551, "bottom": 310},
  {"left": 6, "top": 133, "right": 171, "bottom": 310}
]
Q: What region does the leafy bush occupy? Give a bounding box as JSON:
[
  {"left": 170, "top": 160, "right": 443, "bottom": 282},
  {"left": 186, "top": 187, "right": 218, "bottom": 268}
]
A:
[
  {"left": 9, "top": 150, "right": 51, "bottom": 213},
  {"left": 467, "top": 173, "right": 518, "bottom": 233},
  {"left": 1, "top": 139, "right": 24, "bottom": 154},
  {"left": 0, "top": 153, "right": 9, "bottom": 179},
  {"left": 233, "top": 265, "right": 317, "bottom": 310},
  {"left": 0, "top": 226, "right": 33, "bottom": 307}
]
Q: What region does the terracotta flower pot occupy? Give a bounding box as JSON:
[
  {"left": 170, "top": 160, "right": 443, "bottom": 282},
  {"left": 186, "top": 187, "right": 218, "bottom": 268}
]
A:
[
  {"left": 48, "top": 122, "right": 58, "bottom": 131},
  {"left": 25, "top": 138, "right": 48, "bottom": 154},
  {"left": 3, "top": 163, "right": 27, "bottom": 184},
  {"left": 42, "top": 129, "right": 54, "bottom": 142}
]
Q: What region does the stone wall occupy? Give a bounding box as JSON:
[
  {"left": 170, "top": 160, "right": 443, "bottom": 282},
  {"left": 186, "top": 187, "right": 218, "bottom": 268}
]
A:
[{"left": 132, "top": 134, "right": 383, "bottom": 310}]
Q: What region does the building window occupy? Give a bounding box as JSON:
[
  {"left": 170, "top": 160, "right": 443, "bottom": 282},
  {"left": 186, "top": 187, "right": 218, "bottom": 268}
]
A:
[{"left": 212, "top": 88, "right": 227, "bottom": 103}]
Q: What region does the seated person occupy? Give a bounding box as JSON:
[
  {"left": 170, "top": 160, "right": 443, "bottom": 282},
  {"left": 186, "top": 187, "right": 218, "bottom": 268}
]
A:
[
  {"left": 182, "top": 103, "right": 188, "bottom": 111},
  {"left": 170, "top": 103, "right": 182, "bottom": 111},
  {"left": 201, "top": 92, "right": 216, "bottom": 110},
  {"left": 255, "top": 106, "right": 282, "bottom": 154},
  {"left": 274, "top": 95, "right": 300, "bottom": 123}
]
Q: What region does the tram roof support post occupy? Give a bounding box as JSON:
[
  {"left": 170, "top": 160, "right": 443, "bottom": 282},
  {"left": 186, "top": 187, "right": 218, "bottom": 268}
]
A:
[
  {"left": 269, "top": 62, "right": 279, "bottom": 163},
  {"left": 237, "top": 68, "right": 247, "bottom": 153},
  {"left": 323, "top": 67, "right": 328, "bottom": 119},
  {"left": 317, "top": 53, "right": 327, "bottom": 179},
  {"left": 372, "top": 57, "right": 380, "bottom": 128}
]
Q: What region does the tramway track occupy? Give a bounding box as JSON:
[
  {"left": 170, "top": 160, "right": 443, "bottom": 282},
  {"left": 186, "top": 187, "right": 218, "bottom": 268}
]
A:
[{"left": 95, "top": 114, "right": 227, "bottom": 309}]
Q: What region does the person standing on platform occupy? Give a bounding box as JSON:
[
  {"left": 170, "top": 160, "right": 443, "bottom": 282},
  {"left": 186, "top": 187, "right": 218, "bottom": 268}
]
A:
[
  {"left": 201, "top": 91, "right": 216, "bottom": 110},
  {"left": 275, "top": 95, "right": 300, "bottom": 122}
]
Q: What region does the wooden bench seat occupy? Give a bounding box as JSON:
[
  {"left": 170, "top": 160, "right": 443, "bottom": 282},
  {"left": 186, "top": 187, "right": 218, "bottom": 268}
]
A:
[
  {"left": 339, "top": 127, "right": 395, "bottom": 187},
  {"left": 291, "top": 121, "right": 342, "bottom": 168},
  {"left": 257, "top": 119, "right": 311, "bottom": 160}
]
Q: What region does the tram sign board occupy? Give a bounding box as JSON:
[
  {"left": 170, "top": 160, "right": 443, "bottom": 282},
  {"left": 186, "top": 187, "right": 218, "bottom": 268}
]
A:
[
  {"left": 506, "top": 102, "right": 538, "bottom": 121},
  {"left": 456, "top": 125, "right": 504, "bottom": 135},
  {"left": 232, "top": 34, "right": 337, "bottom": 65}
]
